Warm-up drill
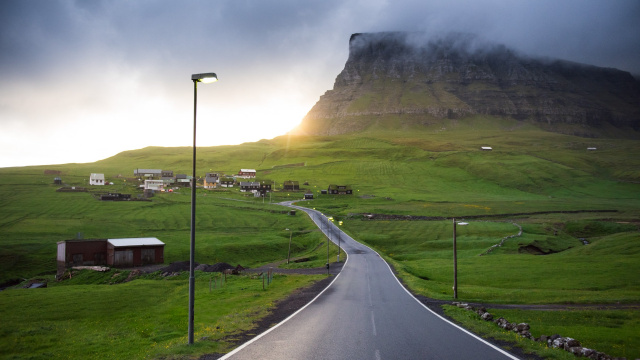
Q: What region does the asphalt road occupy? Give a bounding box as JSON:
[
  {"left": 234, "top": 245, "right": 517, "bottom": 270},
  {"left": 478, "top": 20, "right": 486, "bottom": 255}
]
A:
[{"left": 221, "top": 202, "right": 519, "bottom": 360}]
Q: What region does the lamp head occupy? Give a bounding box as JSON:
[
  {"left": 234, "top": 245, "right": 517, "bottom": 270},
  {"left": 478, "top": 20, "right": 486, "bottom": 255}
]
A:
[{"left": 192, "top": 73, "right": 218, "bottom": 83}]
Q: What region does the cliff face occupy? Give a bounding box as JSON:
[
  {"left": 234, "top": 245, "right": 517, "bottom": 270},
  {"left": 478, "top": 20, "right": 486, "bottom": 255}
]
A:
[{"left": 293, "top": 32, "right": 640, "bottom": 137}]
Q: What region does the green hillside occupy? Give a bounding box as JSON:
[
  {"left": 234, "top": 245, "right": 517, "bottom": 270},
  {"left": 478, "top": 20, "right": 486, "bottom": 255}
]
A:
[
  {"left": 1, "top": 116, "right": 639, "bottom": 283},
  {"left": 1, "top": 116, "right": 639, "bottom": 359}
]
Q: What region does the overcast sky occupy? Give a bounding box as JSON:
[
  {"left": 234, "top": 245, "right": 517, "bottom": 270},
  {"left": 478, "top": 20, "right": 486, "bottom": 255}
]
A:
[{"left": 1, "top": 0, "right": 639, "bottom": 168}]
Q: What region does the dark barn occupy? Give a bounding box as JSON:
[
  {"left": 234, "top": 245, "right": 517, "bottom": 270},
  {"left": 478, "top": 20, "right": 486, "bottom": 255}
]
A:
[{"left": 57, "top": 237, "right": 165, "bottom": 276}]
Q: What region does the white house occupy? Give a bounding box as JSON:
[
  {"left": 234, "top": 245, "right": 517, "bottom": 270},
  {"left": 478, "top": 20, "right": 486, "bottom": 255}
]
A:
[
  {"left": 144, "top": 179, "right": 164, "bottom": 191},
  {"left": 90, "top": 173, "right": 105, "bottom": 186},
  {"left": 481, "top": 147, "right": 493, "bottom": 151}
]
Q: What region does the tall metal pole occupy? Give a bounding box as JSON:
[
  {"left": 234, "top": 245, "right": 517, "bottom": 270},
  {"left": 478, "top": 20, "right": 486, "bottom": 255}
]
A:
[
  {"left": 453, "top": 217, "right": 457, "bottom": 299},
  {"left": 287, "top": 229, "right": 292, "bottom": 264},
  {"left": 325, "top": 217, "right": 329, "bottom": 276},
  {"left": 337, "top": 220, "right": 342, "bottom": 262},
  {"left": 188, "top": 80, "right": 198, "bottom": 344},
  {"left": 338, "top": 231, "right": 341, "bottom": 262}
]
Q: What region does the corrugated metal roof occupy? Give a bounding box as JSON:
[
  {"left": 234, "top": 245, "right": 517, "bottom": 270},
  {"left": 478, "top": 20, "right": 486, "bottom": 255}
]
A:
[{"left": 107, "top": 237, "right": 164, "bottom": 247}]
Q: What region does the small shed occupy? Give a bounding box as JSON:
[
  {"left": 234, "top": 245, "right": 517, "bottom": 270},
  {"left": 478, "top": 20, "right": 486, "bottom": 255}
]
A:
[
  {"left": 328, "top": 184, "right": 353, "bottom": 195},
  {"left": 90, "top": 173, "right": 105, "bottom": 185},
  {"left": 220, "top": 177, "right": 235, "bottom": 187},
  {"left": 587, "top": 147, "right": 597, "bottom": 151},
  {"left": 283, "top": 180, "right": 300, "bottom": 191},
  {"left": 304, "top": 192, "right": 314, "bottom": 199},
  {"left": 481, "top": 147, "right": 493, "bottom": 151},
  {"left": 53, "top": 177, "right": 62, "bottom": 185},
  {"left": 57, "top": 239, "right": 107, "bottom": 267},
  {"left": 107, "top": 238, "right": 165, "bottom": 267}
]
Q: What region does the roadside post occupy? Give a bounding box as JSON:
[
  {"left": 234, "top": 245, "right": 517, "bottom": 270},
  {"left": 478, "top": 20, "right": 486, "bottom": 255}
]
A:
[{"left": 453, "top": 218, "right": 468, "bottom": 299}]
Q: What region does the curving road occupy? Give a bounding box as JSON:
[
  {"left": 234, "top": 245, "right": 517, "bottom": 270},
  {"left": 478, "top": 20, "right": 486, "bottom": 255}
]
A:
[{"left": 221, "top": 202, "right": 519, "bottom": 360}]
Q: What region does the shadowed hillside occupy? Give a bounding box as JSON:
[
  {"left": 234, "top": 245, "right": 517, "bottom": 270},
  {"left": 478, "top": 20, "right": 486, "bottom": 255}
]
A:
[{"left": 293, "top": 32, "right": 640, "bottom": 138}]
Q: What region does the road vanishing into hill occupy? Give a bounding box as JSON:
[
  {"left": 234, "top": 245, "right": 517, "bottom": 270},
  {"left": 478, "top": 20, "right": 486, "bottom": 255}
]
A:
[{"left": 220, "top": 202, "right": 519, "bottom": 360}]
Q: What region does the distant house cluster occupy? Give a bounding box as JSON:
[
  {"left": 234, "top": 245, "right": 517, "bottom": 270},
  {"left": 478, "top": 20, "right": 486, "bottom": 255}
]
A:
[
  {"left": 133, "top": 169, "right": 190, "bottom": 191},
  {"left": 86, "top": 166, "right": 354, "bottom": 199}
]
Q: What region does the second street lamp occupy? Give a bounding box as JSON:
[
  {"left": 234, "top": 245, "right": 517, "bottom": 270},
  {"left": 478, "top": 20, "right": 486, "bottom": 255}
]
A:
[
  {"left": 337, "top": 220, "right": 343, "bottom": 262},
  {"left": 285, "top": 228, "right": 292, "bottom": 264},
  {"left": 188, "top": 72, "right": 218, "bottom": 345},
  {"left": 452, "top": 218, "right": 468, "bottom": 299}
]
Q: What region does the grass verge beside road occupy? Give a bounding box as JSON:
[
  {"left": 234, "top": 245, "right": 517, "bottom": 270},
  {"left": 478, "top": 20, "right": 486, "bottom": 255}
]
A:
[{"left": 0, "top": 272, "right": 325, "bottom": 359}]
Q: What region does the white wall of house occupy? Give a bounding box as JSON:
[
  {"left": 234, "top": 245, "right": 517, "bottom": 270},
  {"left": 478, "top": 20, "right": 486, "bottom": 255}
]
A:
[{"left": 90, "top": 173, "right": 105, "bottom": 186}]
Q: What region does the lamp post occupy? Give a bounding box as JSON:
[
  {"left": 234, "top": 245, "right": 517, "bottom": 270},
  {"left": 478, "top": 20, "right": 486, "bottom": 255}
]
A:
[
  {"left": 453, "top": 218, "right": 468, "bottom": 299},
  {"left": 188, "top": 72, "right": 217, "bottom": 345},
  {"left": 323, "top": 215, "right": 329, "bottom": 276},
  {"left": 337, "top": 220, "right": 343, "bottom": 262},
  {"left": 285, "top": 228, "right": 292, "bottom": 264}
]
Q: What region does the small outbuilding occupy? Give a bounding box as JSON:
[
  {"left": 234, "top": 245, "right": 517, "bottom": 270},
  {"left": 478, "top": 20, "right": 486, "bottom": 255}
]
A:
[
  {"left": 220, "top": 177, "right": 235, "bottom": 187},
  {"left": 57, "top": 237, "right": 165, "bottom": 276},
  {"left": 90, "top": 173, "right": 105, "bottom": 185},
  {"left": 283, "top": 180, "right": 300, "bottom": 191},
  {"left": 107, "top": 238, "right": 165, "bottom": 267},
  {"left": 304, "top": 192, "right": 314, "bottom": 199},
  {"left": 481, "top": 147, "right": 493, "bottom": 151},
  {"left": 328, "top": 184, "right": 353, "bottom": 195}
]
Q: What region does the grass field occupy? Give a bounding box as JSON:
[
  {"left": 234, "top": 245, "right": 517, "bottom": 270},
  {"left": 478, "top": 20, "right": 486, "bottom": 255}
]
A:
[
  {"left": 0, "top": 272, "right": 324, "bottom": 359},
  {"left": 1, "top": 117, "right": 639, "bottom": 358}
]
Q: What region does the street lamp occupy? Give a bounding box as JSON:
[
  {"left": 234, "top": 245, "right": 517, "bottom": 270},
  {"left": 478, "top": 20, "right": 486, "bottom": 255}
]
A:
[
  {"left": 323, "top": 215, "right": 329, "bottom": 276},
  {"left": 188, "top": 72, "right": 218, "bottom": 345},
  {"left": 337, "top": 220, "right": 343, "bottom": 262},
  {"left": 285, "top": 228, "right": 292, "bottom": 264},
  {"left": 453, "top": 218, "right": 468, "bottom": 299}
]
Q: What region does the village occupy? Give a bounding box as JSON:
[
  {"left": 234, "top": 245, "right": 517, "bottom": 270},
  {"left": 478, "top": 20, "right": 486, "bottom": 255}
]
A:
[
  {"left": 54, "top": 168, "right": 354, "bottom": 275},
  {"left": 83, "top": 168, "right": 354, "bottom": 198}
]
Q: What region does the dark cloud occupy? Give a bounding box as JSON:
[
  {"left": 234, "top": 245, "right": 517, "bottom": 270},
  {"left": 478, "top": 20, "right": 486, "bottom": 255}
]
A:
[{"left": 0, "top": 0, "right": 639, "bottom": 166}]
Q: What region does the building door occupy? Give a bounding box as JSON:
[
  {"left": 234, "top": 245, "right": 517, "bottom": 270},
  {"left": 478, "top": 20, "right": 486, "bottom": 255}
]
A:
[
  {"left": 114, "top": 250, "right": 133, "bottom": 266},
  {"left": 72, "top": 254, "right": 83, "bottom": 266},
  {"left": 141, "top": 248, "right": 155, "bottom": 264}
]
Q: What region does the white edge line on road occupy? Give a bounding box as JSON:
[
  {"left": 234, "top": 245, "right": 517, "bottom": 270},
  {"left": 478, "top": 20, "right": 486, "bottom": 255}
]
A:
[
  {"left": 218, "top": 206, "right": 347, "bottom": 360},
  {"left": 378, "top": 250, "right": 521, "bottom": 360},
  {"left": 293, "top": 202, "right": 520, "bottom": 360}
]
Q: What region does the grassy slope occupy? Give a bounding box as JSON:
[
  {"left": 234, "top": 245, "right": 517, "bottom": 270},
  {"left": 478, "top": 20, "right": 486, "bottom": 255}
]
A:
[
  {"left": 1, "top": 116, "right": 639, "bottom": 359},
  {"left": 1, "top": 116, "right": 638, "bottom": 283},
  {"left": 0, "top": 273, "right": 325, "bottom": 359}
]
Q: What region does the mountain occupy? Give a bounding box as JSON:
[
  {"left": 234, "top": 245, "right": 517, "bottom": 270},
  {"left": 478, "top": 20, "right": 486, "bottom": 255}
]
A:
[{"left": 292, "top": 32, "right": 640, "bottom": 138}]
